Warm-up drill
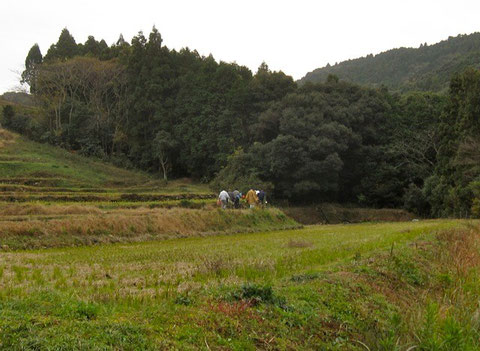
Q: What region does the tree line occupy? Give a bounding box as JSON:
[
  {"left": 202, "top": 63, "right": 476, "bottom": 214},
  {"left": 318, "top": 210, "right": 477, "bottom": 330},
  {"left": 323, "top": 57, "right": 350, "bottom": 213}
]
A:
[{"left": 3, "top": 28, "right": 480, "bottom": 217}]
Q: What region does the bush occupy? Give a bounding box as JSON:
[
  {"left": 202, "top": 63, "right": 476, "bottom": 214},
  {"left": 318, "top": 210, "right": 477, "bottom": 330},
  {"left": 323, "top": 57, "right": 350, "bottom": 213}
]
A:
[
  {"left": 72, "top": 301, "right": 99, "bottom": 320},
  {"left": 230, "top": 283, "right": 287, "bottom": 309},
  {"left": 470, "top": 181, "right": 480, "bottom": 218}
]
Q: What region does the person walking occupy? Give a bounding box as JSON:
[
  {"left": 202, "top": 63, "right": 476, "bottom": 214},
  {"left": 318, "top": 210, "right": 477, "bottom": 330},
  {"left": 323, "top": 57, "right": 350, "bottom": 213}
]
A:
[{"left": 245, "top": 189, "right": 258, "bottom": 209}]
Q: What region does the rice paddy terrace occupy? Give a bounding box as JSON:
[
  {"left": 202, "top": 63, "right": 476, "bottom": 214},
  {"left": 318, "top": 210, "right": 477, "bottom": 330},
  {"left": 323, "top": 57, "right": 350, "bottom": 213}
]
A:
[
  {"left": 0, "top": 128, "right": 213, "bottom": 203},
  {"left": 0, "top": 129, "right": 297, "bottom": 250},
  {"left": 1, "top": 219, "right": 478, "bottom": 349}
]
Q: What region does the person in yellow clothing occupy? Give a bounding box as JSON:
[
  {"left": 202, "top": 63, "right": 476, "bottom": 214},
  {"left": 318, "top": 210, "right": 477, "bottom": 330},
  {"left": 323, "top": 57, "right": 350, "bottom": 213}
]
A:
[{"left": 245, "top": 189, "right": 258, "bottom": 208}]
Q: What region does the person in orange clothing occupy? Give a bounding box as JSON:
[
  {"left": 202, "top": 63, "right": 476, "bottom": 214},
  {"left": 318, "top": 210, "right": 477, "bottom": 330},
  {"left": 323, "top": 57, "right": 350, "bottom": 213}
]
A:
[{"left": 245, "top": 189, "right": 258, "bottom": 208}]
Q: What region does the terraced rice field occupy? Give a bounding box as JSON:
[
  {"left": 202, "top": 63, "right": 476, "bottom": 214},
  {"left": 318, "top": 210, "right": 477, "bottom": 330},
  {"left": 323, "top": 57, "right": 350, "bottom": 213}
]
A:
[
  {"left": 1, "top": 130, "right": 299, "bottom": 250},
  {"left": 1, "top": 219, "right": 478, "bottom": 349}
]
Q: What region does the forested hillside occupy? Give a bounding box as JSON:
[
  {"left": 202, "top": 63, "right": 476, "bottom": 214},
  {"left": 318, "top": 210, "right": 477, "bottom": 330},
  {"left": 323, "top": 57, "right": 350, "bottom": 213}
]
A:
[
  {"left": 299, "top": 32, "right": 480, "bottom": 92},
  {"left": 3, "top": 28, "right": 480, "bottom": 217}
]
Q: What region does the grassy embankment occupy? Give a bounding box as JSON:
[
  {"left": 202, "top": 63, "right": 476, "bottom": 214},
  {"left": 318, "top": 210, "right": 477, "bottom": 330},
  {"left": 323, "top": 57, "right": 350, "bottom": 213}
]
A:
[
  {"left": 0, "top": 129, "right": 300, "bottom": 249},
  {"left": 284, "top": 204, "right": 415, "bottom": 224},
  {"left": 0, "top": 128, "right": 211, "bottom": 198},
  {"left": 1, "top": 219, "right": 479, "bottom": 349}
]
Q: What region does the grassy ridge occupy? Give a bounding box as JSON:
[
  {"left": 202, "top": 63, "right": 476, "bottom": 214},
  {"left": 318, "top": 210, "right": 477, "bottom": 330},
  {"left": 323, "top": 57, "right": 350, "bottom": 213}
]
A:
[
  {"left": 0, "top": 128, "right": 210, "bottom": 192},
  {"left": 0, "top": 220, "right": 475, "bottom": 349},
  {"left": 299, "top": 32, "right": 480, "bottom": 92},
  {"left": 0, "top": 207, "right": 299, "bottom": 250},
  {"left": 0, "top": 130, "right": 147, "bottom": 187}
]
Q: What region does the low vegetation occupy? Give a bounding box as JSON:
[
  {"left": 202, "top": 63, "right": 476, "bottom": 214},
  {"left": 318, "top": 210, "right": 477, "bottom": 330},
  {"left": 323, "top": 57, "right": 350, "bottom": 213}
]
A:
[
  {"left": 283, "top": 204, "right": 414, "bottom": 224},
  {"left": 0, "top": 129, "right": 210, "bottom": 192},
  {"left": 0, "top": 207, "right": 299, "bottom": 250},
  {"left": 0, "top": 220, "right": 476, "bottom": 349},
  {"left": 0, "top": 129, "right": 298, "bottom": 251}
]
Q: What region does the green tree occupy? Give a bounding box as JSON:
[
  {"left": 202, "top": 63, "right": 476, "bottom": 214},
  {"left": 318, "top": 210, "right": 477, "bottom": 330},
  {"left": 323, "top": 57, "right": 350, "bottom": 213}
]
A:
[
  {"left": 44, "top": 28, "right": 78, "bottom": 61},
  {"left": 241, "top": 80, "right": 392, "bottom": 202},
  {"left": 83, "top": 36, "right": 101, "bottom": 57},
  {"left": 426, "top": 68, "right": 480, "bottom": 217},
  {"left": 153, "top": 130, "right": 177, "bottom": 181},
  {"left": 21, "top": 43, "right": 43, "bottom": 93}
]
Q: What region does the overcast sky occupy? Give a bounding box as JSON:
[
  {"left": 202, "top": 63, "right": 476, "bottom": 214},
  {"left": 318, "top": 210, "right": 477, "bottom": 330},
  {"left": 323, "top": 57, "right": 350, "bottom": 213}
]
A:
[{"left": 1, "top": 0, "right": 480, "bottom": 94}]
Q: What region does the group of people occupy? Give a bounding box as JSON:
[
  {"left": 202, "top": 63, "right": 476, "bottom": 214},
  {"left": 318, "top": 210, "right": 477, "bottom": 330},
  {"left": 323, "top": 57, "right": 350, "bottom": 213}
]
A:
[{"left": 218, "top": 189, "right": 267, "bottom": 209}]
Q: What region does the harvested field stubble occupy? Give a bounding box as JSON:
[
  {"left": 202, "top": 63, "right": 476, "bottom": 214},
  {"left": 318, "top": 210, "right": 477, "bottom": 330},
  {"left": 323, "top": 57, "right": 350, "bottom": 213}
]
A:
[
  {"left": 0, "top": 203, "right": 103, "bottom": 216},
  {"left": 0, "top": 192, "right": 216, "bottom": 202},
  {"left": 0, "top": 220, "right": 476, "bottom": 350},
  {"left": 0, "top": 208, "right": 300, "bottom": 250}
]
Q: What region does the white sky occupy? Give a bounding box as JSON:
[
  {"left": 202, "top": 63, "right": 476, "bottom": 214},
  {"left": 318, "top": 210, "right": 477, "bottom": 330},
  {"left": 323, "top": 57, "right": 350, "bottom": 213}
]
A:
[{"left": 1, "top": 0, "right": 480, "bottom": 94}]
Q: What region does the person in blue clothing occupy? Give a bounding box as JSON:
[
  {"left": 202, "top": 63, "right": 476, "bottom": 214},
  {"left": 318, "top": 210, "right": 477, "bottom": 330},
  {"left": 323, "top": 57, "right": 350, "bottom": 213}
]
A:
[
  {"left": 258, "top": 190, "right": 266, "bottom": 207},
  {"left": 232, "top": 189, "right": 241, "bottom": 209}
]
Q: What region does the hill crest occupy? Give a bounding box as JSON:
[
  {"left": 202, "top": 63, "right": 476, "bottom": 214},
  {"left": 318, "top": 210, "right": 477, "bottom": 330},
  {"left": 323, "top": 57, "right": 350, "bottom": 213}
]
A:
[{"left": 299, "top": 32, "right": 480, "bottom": 92}]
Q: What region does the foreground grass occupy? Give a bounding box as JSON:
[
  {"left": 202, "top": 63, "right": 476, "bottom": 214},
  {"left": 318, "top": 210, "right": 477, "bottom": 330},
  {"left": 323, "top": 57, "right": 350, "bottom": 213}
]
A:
[{"left": 0, "top": 219, "right": 475, "bottom": 350}]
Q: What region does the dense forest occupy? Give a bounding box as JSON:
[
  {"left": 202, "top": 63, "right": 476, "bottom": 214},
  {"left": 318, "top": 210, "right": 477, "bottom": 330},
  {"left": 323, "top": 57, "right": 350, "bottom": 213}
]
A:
[
  {"left": 2, "top": 28, "right": 480, "bottom": 217},
  {"left": 300, "top": 32, "right": 480, "bottom": 92}
]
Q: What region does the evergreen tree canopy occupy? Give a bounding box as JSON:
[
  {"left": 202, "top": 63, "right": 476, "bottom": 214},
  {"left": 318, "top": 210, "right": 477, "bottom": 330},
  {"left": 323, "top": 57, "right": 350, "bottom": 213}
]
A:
[{"left": 21, "top": 43, "right": 43, "bottom": 93}]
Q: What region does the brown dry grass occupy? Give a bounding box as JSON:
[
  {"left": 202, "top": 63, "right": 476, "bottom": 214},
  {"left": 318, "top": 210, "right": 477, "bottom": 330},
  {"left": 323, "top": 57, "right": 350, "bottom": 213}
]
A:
[
  {"left": 437, "top": 225, "right": 480, "bottom": 277},
  {"left": 0, "top": 203, "right": 103, "bottom": 216},
  {"left": 329, "top": 222, "right": 480, "bottom": 345},
  {"left": 0, "top": 207, "right": 298, "bottom": 250}
]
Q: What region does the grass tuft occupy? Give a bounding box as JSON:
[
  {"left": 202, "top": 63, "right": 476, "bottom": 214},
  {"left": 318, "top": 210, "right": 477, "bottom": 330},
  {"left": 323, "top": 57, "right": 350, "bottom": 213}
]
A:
[{"left": 286, "top": 239, "right": 313, "bottom": 248}]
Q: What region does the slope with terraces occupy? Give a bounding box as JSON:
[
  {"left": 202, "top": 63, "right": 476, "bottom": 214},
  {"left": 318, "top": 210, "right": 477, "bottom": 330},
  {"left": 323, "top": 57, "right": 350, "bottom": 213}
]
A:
[{"left": 0, "top": 129, "right": 297, "bottom": 250}]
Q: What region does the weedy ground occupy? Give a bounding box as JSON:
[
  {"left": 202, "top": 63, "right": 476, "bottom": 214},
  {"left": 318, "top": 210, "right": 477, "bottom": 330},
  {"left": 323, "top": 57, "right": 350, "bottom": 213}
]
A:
[{"left": 0, "top": 219, "right": 478, "bottom": 350}]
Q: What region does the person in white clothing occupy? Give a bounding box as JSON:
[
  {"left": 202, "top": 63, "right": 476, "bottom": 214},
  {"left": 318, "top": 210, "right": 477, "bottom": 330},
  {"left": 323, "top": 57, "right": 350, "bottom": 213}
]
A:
[{"left": 218, "top": 190, "right": 229, "bottom": 210}]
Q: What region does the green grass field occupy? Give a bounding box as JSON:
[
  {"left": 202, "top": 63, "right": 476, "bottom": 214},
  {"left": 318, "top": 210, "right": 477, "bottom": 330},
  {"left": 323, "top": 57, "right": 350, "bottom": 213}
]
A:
[{"left": 1, "top": 219, "right": 478, "bottom": 350}]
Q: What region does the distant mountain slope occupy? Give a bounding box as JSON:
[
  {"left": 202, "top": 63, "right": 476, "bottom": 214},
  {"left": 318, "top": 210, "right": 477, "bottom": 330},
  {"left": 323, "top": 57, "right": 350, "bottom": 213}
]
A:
[
  {"left": 0, "top": 92, "right": 35, "bottom": 106},
  {"left": 299, "top": 32, "right": 480, "bottom": 92}
]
